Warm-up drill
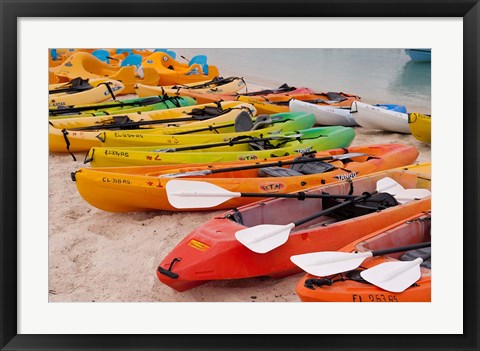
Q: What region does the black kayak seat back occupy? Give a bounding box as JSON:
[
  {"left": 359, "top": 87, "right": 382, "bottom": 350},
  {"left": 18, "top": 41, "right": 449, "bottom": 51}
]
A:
[
  {"left": 234, "top": 111, "right": 254, "bottom": 132},
  {"left": 251, "top": 115, "right": 272, "bottom": 130},
  {"left": 400, "top": 247, "right": 431, "bottom": 269},
  {"left": 326, "top": 92, "right": 348, "bottom": 102}
]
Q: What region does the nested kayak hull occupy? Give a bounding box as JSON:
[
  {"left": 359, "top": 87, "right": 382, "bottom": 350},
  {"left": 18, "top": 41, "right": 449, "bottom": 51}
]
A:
[
  {"left": 49, "top": 79, "right": 125, "bottom": 107},
  {"left": 289, "top": 99, "right": 357, "bottom": 126},
  {"left": 238, "top": 92, "right": 360, "bottom": 115},
  {"left": 409, "top": 113, "right": 431, "bottom": 143},
  {"left": 86, "top": 126, "right": 355, "bottom": 167},
  {"left": 296, "top": 212, "right": 431, "bottom": 302},
  {"left": 135, "top": 77, "right": 246, "bottom": 97},
  {"left": 49, "top": 101, "right": 254, "bottom": 153},
  {"left": 74, "top": 144, "right": 419, "bottom": 212},
  {"left": 97, "top": 112, "right": 315, "bottom": 147},
  {"left": 352, "top": 101, "right": 411, "bottom": 134},
  {"left": 155, "top": 164, "right": 431, "bottom": 291}
]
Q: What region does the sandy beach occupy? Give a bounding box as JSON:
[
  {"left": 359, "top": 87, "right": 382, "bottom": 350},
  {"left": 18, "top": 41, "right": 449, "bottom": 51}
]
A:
[{"left": 48, "top": 73, "right": 431, "bottom": 302}]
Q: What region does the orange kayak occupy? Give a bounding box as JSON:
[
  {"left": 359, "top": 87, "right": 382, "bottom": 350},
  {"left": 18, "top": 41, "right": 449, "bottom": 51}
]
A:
[
  {"left": 73, "top": 144, "right": 419, "bottom": 212},
  {"left": 295, "top": 212, "right": 431, "bottom": 302},
  {"left": 156, "top": 163, "right": 431, "bottom": 291},
  {"left": 49, "top": 52, "right": 160, "bottom": 94},
  {"left": 175, "top": 86, "right": 316, "bottom": 105},
  {"left": 237, "top": 92, "right": 361, "bottom": 114}
]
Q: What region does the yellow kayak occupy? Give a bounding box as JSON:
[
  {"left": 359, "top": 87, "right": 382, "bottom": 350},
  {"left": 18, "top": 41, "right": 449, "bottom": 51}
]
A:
[
  {"left": 135, "top": 77, "right": 247, "bottom": 97},
  {"left": 97, "top": 112, "right": 316, "bottom": 147},
  {"left": 49, "top": 79, "right": 125, "bottom": 107},
  {"left": 49, "top": 101, "right": 256, "bottom": 153},
  {"left": 409, "top": 113, "right": 431, "bottom": 143},
  {"left": 85, "top": 126, "right": 355, "bottom": 167}
]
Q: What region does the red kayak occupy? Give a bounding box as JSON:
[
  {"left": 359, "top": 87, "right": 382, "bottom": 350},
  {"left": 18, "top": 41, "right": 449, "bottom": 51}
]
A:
[{"left": 156, "top": 164, "right": 431, "bottom": 292}]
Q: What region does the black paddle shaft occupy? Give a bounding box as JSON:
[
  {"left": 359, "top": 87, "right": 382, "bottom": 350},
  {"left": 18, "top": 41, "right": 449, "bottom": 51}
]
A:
[
  {"left": 240, "top": 192, "right": 356, "bottom": 200},
  {"left": 372, "top": 242, "right": 431, "bottom": 257},
  {"left": 294, "top": 191, "right": 377, "bottom": 227}
]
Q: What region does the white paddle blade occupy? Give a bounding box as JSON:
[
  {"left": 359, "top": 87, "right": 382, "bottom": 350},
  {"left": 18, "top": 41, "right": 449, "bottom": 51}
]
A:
[
  {"left": 376, "top": 177, "right": 405, "bottom": 195},
  {"left": 360, "top": 258, "right": 423, "bottom": 293},
  {"left": 166, "top": 180, "right": 240, "bottom": 209},
  {"left": 290, "top": 251, "right": 372, "bottom": 276},
  {"left": 394, "top": 189, "right": 431, "bottom": 204},
  {"left": 235, "top": 223, "right": 295, "bottom": 254}
]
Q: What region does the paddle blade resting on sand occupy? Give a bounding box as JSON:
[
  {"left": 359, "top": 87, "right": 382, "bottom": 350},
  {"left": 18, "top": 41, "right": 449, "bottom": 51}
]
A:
[{"left": 360, "top": 257, "right": 425, "bottom": 293}]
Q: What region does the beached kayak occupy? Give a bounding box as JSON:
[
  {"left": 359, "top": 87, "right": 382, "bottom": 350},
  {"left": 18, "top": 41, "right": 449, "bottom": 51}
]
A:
[
  {"left": 289, "top": 99, "right": 407, "bottom": 127},
  {"left": 49, "top": 95, "right": 193, "bottom": 118},
  {"left": 295, "top": 212, "right": 431, "bottom": 302},
  {"left": 49, "top": 79, "right": 125, "bottom": 107},
  {"left": 142, "top": 52, "right": 219, "bottom": 86},
  {"left": 351, "top": 101, "right": 411, "bottom": 133},
  {"left": 156, "top": 163, "right": 431, "bottom": 291},
  {"left": 97, "top": 112, "right": 315, "bottom": 148},
  {"left": 85, "top": 126, "right": 355, "bottom": 167},
  {"left": 49, "top": 52, "right": 160, "bottom": 94},
  {"left": 409, "top": 113, "right": 431, "bottom": 143},
  {"left": 238, "top": 92, "right": 360, "bottom": 114},
  {"left": 177, "top": 85, "right": 315, "bottom": 105},
  {"left": 49, "top": 101, "right": 254, "bottom": 153},
  {"left": 135, "top": 77, "right": 247, "bottom": 97},
  {"left": 73, "top": 144, "right": 418, "bottom": 212}
]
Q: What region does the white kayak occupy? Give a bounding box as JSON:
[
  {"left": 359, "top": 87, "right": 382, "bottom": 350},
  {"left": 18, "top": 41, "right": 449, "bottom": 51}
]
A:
[
  {"left": 289, "top": 99, "right": 357, "bottom": 127},
  {"left": 351, "top": 101, "right": 411, "bottom": 134}
]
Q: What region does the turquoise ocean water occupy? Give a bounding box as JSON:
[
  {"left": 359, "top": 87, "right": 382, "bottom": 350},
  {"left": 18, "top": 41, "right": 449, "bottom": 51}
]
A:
[{"left": 176, "top": 49, "right": 431, "bottom": 114}]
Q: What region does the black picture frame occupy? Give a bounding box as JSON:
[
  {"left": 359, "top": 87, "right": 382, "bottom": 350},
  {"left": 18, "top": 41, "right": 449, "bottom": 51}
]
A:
[{"left": 1, "top": 1, "right": 478, "bottom": 350}]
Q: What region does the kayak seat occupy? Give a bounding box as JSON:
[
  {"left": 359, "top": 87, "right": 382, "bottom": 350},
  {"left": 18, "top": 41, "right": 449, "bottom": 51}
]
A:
[
  {"left": 92, "top": 49, "right": 111, "bottom": 64},
  {"left": 257, "top": 167, "right": 304, "bottom": 177},
  {"left": 290, "top": 160, "right": 336, "bottom": 174},
  {"left": 234, "top": 111, "right": 254, "bottom": 132},
  {"left": 400, "top": 247, "right": 431, "bottom": 269},
  {"left": 326, "top": 92, "right": 347, "bottom": 102},
  {"left": 248, "top": 140, "right": 274, "bottom": 151}
]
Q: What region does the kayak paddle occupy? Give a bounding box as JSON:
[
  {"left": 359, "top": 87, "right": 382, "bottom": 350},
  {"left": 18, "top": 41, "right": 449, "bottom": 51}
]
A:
[
  {"left": 159, "top": 152, "right": 368, "bottom": 178},
  {"left": 166, "top": 180, "right": 357, "bottom": 209},
  {"left": 235, "top": 177, "right": 402, "bottom": 254},
  {"left": 290, "top": 242, "right": 431, "bottom": 277},
  {"left": 360, "top": 253, "right": 431, "bottom": 293},
  {"left": 152, "top": 132, "right": 309, "bottom": 153}
]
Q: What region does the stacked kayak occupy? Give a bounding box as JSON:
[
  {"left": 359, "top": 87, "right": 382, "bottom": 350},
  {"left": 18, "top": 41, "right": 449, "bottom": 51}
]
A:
[
  {"left": 49, "top": 100, "right": 253, "bottom": 153},
  {"left": 85, "top": 126, "right": 356, "bottom": 167},
  {"left": 290, "top": 99, "right": 407, "bottom": 127},
  {"left": 294, "top": 212, "right": 431, "bottom": 302},
  {"left": 409, "top": 112, "right": 431, "bottom": 143},
  {"left": 142, "top": 52, "right": 219, "bottom": 86},
  {"left": 49, "top": 78, "right": 125, "bottom": 107},
  {"left": 49, "top": 52, "right": 160, "bottom": 94},
  {"left": 156, "top": 163, "right": 431, "bottom": 291},
  {"left": 238, "top": 92, "right": 361, "bottom": 115},
  {"left": 351, "top": 101, "right": 411, "bottom": 133},
  {"left": 134, "top": 76, "right": 247, "bottom": 97},
  {"left": 73, "top": 144, "right": 419, "bottom": 212},
  {"left": 49, "top": 95, "right": 192, "bottom": 117},
  {"left": 178, "top": 85, "right": 315, "bottom": 105},
  {"left": 97, "top": 112, "right": 316, "bottom": 148}
]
